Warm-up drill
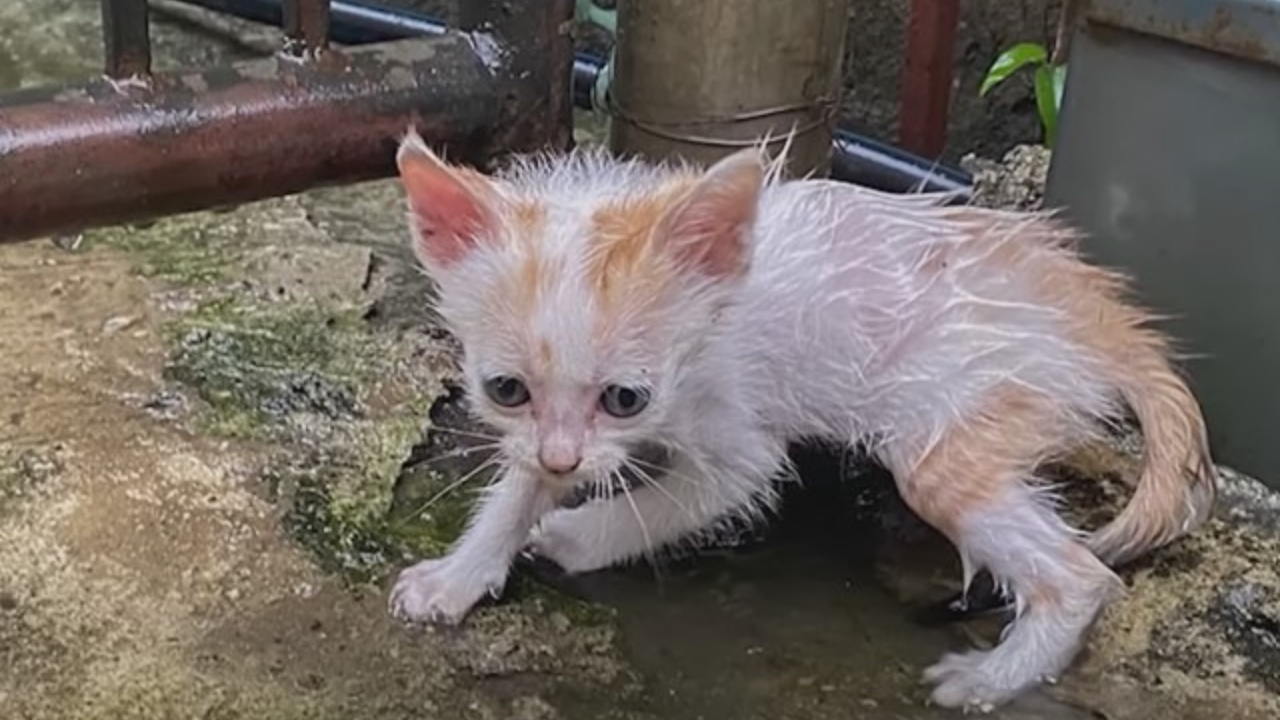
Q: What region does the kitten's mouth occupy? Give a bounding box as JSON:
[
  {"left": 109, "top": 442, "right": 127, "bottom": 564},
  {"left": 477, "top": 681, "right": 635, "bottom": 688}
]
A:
[{"left": 559, "top": 441, "right": 675, "bottom": 509}]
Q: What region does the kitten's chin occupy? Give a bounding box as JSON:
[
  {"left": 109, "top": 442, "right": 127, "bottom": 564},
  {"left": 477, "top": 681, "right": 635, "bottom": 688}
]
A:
[{"left": 539, "top": 472, "right": 593, "bottom": 509}]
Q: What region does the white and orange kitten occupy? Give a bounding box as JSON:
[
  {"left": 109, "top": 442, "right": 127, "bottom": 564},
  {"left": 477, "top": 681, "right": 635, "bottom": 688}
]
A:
[{"left": 387, "top": 130, "right": 1217, "bottom": 711}]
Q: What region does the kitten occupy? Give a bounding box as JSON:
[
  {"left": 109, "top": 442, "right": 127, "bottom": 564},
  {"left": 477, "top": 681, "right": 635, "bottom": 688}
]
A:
[{"left": 387, "top": 130, "right": 1217, "bottom": 711}]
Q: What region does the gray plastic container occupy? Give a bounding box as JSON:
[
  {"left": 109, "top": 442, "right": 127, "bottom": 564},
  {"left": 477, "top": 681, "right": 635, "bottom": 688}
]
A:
[{"left": 1046, "top": 0, "right": 1280, "bottom": 486}]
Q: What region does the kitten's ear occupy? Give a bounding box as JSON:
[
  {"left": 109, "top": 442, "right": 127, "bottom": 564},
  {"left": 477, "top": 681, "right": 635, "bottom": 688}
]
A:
[
  {"left": 656, "top": 148, "right": 765, "bottom": 279},
  {"left": 396, "top": 131, "right": 502, "bottom": 271}
]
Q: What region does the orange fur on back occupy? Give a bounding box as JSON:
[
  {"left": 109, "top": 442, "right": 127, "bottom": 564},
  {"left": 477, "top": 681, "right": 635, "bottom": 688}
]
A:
[{"left": 938, "top": 207, "right": 1218, "bottom": 565}]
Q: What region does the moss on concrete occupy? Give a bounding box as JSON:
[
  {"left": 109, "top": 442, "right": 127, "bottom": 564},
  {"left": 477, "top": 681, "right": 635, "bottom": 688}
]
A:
[
  {"left": 88, "top": 215, "right": 243, "bottom": 285},
  {"left": 79, "top": 189, "right": 477, "bottom": 588},
  {"left": 164, "top": 300, "right": 372, "bottom": 440}
]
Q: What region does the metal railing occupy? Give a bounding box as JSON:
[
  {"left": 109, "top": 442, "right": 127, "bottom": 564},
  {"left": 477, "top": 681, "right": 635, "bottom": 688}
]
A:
[
  {"left": 0, "top": 0, "right": 574, "bottom": 244},
  {"left": 180, "top": 0, "right": 976, "bottom": 197}
]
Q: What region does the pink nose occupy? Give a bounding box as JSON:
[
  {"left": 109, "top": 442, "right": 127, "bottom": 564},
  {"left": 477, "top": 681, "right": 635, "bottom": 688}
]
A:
[{"left": 538, "top": 446, "right": 581, "bottom": 475}]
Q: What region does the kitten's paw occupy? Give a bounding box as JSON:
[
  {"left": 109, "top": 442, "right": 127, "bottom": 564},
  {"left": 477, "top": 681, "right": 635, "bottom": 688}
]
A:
[
  {"left": 526, "top": 512, "right": 606, "bottom": 574},
  {"left": 388, "top": 558, "right": 503, "bottom": 625},
  {"left": 923, "top": 650, "right": 1023, "bottom": 713}
]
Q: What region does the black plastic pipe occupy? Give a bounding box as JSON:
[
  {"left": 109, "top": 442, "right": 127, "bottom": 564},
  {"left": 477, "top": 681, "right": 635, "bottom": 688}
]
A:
[{"left": 171, "top": 0, "right": 973, "bottom": 196}]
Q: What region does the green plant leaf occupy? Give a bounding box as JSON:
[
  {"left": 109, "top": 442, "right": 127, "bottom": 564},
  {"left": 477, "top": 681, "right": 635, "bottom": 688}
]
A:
[
  {"left": 980, "top": 42, "right": 1048, "bottom": 96},
  {"left": 1034, "top": 63, "right": 1060, "bottom": 147}
]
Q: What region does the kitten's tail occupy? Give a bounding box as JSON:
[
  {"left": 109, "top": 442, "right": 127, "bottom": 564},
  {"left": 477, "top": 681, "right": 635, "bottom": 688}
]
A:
[{"left": 1085, "top": 317, "right": 1218, "bottom": 566}]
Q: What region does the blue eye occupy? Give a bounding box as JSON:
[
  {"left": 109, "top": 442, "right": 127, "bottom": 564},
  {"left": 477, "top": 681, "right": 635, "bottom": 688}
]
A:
[
  {"left": 600, "top": 385, "right": 650, "bottom": 418},
  {"left": 483, "top": 376, "right": 530, "bottom": 407}
]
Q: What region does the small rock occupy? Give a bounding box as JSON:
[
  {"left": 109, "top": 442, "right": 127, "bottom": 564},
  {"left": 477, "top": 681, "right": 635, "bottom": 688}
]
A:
[
  {"left": 960, "top": 144, "right": 1052, "bottom": 211},
  {"left": 510, "top": 695, "right": 559, "bottom": 720},
  {"left": 51, "top": 233, "right": 84, "bottom": 251},
  {"left": 102, "top": 315, "right": 138, "bottom": 335},
  {"left": 550, "top": 612, "right": 571, "bottom": 633}
]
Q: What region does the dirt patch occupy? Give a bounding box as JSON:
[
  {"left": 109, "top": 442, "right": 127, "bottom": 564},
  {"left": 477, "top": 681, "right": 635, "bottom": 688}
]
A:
[{"left": 0, "top": 185, "right": 636, "bottom": 719}]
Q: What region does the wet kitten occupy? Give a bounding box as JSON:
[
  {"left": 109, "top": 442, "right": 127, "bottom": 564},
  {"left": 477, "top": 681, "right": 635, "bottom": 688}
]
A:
[{"left": 386, "top": 130, "right": 1217, "bottom": 711}]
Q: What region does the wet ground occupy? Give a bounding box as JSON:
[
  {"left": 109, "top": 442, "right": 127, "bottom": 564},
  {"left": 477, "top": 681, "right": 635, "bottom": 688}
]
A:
[{"left": 2, "top": 3, "right": 1279, "bottom": 719}]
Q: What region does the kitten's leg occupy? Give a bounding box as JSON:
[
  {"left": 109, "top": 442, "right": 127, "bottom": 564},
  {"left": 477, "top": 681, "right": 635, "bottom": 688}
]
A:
[
  {"left": 884, "top": 401, "right": 1123, "bottom": 711},
  {"left": 530, "top": 453, "right": 777, "bottom": 574},
  {"left": 390, "top": 466, "right": 556, "bottom": 625}
]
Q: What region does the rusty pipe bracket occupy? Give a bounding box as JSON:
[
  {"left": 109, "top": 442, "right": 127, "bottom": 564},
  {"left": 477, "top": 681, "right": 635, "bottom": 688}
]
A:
[
  {"left": 0, "top": 35, "right": 504, "bottom": 245},
  {"left": 282, "top": 0, "right": 332, "bottom": 58},
  {"left": 101, "top": 0, "right": 153, "bottom": 80},
  {"left": 456, "top": 0, "right": 575, "bottom": 162}
]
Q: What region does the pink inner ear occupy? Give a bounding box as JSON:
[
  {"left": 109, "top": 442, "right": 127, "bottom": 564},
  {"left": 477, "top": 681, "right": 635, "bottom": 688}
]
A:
[
  {"left": 666, "top": 198, "right": 748, "bottom": 278},
  {"left": 399, "top": 153, "right": 493, "bottom": 268},
  {"left": 662, "top": 158, "right": 762, "bottom": 278}
]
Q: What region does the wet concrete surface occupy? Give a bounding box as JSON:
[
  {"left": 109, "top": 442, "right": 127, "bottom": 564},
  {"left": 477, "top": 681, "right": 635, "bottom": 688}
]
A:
[{"left": 2, "top": 3, "right": 1278, "bottom": 719}]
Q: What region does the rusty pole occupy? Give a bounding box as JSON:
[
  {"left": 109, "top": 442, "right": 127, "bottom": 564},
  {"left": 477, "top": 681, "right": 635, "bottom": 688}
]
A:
[
  {"left": 101, "top": 0, "right": 153, "bottom": 79},
  {"left": 898, "top": 0, "right": 960, "bottom": 159}
]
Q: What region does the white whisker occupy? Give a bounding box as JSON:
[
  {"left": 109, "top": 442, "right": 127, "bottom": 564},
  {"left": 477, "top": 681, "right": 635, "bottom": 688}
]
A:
[
  {"left": 620, "top": 457, "right": 695, "bottom": 521},
  {"left": 410, "top": 442, "right": 502, "bottom": 466},
  {"left": 397, "top": 454, "right": 504, "bottom": 523},
  {"left": 425, "top": 425, "right": 503, "bottom": 443},
  {"left": 615, "top": 472, "right": 656, "bottom": 565}
]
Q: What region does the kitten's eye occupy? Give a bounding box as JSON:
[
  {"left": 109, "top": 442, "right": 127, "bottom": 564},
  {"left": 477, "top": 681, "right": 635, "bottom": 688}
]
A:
[
  {"left": 483, "top": 375, "right": 530, "bottom": 408},
  {"left": 599, "top": 385, "right": 650, "bottom": 418}
]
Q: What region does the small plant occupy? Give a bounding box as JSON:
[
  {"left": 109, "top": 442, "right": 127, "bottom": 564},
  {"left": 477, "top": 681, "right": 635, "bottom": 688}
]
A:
[{"left": 980, "top": 42, "right": 1068, "bottom": 147}]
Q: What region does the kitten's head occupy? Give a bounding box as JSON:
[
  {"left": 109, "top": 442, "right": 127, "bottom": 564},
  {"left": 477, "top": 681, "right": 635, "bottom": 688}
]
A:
[{"left": 396, "top": 131, "right": 765, "bottom": 492}]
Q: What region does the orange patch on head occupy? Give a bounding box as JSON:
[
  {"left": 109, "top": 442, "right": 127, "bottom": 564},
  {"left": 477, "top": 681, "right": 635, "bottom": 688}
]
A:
[
  {"left": 488, "top": 201, "right": 548, "bottom": 313},
  {"left": 587, "top": 181, "right": 694, "bottom": 308}
]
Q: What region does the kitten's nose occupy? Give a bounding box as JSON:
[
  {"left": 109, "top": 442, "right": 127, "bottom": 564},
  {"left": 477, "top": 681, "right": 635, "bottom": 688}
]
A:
[{"left": 538, "top": 446, "right": 581, "bottom": 475}]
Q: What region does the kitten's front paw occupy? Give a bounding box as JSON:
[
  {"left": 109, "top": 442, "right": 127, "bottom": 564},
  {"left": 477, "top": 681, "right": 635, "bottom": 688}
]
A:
[
  {"left": 388, "top": 558, "right": 503, "bottom": 625},
  {"left": 526, "top": 512, "right": 605, "bottom": 574}
]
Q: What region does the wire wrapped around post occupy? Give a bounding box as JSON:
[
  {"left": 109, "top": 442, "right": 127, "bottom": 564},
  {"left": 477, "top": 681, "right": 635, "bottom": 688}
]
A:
[{"left": 609, "top": 0, "right": 851, "bottom": 178}]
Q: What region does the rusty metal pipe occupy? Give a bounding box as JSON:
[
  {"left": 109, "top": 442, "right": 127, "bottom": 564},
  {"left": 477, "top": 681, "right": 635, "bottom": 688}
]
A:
[
  {"left": 101, "top": 0, "right": 153, "bottom": 78},
  {"left": 0, "top": 36, "right": 498, "bottom": 244}
]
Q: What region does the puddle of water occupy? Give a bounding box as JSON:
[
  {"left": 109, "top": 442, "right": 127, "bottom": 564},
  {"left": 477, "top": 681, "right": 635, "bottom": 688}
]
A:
[{"left": 519, "top": 447, "right": 1105, "bottom": 720}]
